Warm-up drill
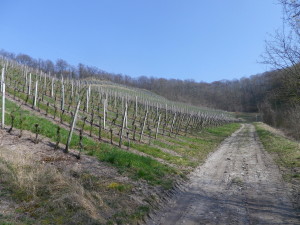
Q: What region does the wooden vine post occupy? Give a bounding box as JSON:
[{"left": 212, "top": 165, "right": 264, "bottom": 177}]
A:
[
  {"left": 65, "top": 100, "right": 81, "bottom": 153},
  {"left": 110, "top": 128, "right": 113, "bottom": 144},
  {"left": 55, "top": 126, "right": 61, "bottom": 150},
  {"left": 89, "top": 109, "right": 94, "bottom": 136},
  {"left": 98, "top": 115, "right": 102, "bottom": 140},
  {"left": 34, "top": 123, "right": 40, "bottom": 144},
  {"left": 184, "top": 115, "right": 192, "bottom": 135},
  {"left": 24, "top": 72, "right": 27, "bottom": 93},
  {"left": 169, "top": 112, "right": 177, "bottom": 136}
]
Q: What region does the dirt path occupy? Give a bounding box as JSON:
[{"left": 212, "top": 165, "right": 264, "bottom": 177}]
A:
[{"left": 147, "top": 124, "right": 299, "bottom": 225}]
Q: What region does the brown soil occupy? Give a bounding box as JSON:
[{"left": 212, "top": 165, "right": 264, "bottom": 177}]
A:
[{"left": 146, "top": 124, "right": 300, "bottom": 225}]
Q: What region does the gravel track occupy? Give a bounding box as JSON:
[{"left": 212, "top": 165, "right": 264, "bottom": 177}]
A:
[{"left": 147, "top": 124, "right": 299, "bottom": 225}]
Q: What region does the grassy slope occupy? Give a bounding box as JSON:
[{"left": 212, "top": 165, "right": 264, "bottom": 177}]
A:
[
  {"left": 2, "top": 99, "right": 177, "bottom": 187},
  {"left": 254, "top": 122, "right": 300, "bottom": 181},
  {"left": 0, "top": 98, "right": 240, "bottom": 224},
  {"left": 152, "top": 123, "right": 241, "bottom": 166},
  {"left": 0, "top": 144, "right": 152, "bottom": 225}
]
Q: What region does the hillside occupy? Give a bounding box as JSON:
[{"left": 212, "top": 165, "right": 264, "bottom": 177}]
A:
[
  {"left": 0, "top": 56, "right": 299, "bottom": 224},
  {"left": 0, "top": 57, "right": 241, "bottom": 224},
  {"left": 1, "top": 49, "right": 299, "bottom": 140}
]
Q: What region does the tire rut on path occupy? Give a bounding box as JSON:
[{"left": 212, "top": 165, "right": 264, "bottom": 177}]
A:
[{"left": 146, "top": 124, "right": 300, "bottom": 225}]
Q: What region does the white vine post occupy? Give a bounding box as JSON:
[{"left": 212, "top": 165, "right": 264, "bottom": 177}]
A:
[
  {"left": 28, "top": 73, "right": 32, "bottom": 95},
  {"left": 33, "top": 80, "right": 38, "bottom": 108},
  {"left": 0, "top": 68, "right": 4, "bottom": 92},
  {"left": 1, "top": 83, "right": 5, "bottom": 129},
  {"left": 65, "top": 100, "right": 81, "bottom": 153},
  {"left": 125, "top": 100, "right": 128, "bottom": 128},
  {"left": 103, "top": 98, "right": 107, "bottom": 129},
  {"left": 135, "top": 96, "right": 138, "bottom": 117},
  {"left": 61, "top": 84, "right": 65, "bottom": 111},
  {"left": 51, "top": 77, "right": 54, "bottom": 97},
  {"left": 86, "top": 87, "right": 89, "bottom": 113},
  {"left": 119, "top": 102, "right": 128, "bottom": 147}
]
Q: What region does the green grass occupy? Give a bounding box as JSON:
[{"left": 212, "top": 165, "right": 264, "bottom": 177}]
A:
[
  {"left": 87, "top": 144, "right": 177, "bottom": 188},
  {"left": 2, "top": 99, "right": 88, "bottom": 149},
  {"left": 254, "top": 122, "right": 300, "bottom": 180},
  {"left": 205, "top": 123, "right": 241, "bottom": 137},
  {"left": 131, "top": 123, "right": 241, "bottom": 169},
  {"left": 152, "top": 123, "right": 241, "bottom": 165},
  {"left": 130, "top": 142, "right": 193, "bottom": 167}
]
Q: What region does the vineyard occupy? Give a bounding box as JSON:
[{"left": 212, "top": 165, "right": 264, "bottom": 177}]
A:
[
  {"left": 0, "top": 56, "right": 236, "bottom": 157},
  {"left": 0, "top": 56, "right": 239, "bottom": 224}
]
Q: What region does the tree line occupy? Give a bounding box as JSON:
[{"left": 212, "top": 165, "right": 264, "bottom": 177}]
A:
[{"left": 0, "top": 49, "right": 282, "bottom": 111}]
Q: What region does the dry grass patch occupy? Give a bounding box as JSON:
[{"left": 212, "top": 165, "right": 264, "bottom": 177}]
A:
[
  {"left": 254, "top": 122, "right": 300, "bottom": 171},
  {"left": 0, "top": 146, "right": 106, "bottom": 224},
  {"left": 254, "top": 122, "right": 300, "bottom": 210},
  {"left": 0, "top": 143, "right": 149, "bottom": 225}
]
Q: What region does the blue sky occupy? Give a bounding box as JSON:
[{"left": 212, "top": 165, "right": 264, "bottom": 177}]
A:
[{"left": 0, "top": 0, "right": 282, "bottom": 82}]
